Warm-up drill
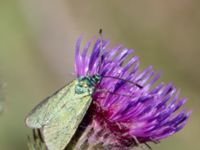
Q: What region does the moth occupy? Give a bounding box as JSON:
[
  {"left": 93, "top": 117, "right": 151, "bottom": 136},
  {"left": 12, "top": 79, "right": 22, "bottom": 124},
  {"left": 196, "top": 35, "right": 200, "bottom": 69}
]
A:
[{"left": 26, "top": 75, "right": 101, "bottom": 150}]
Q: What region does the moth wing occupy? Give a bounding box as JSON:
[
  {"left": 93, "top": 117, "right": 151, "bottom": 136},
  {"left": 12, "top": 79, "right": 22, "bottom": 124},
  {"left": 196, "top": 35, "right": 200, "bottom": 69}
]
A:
[
  {"left": 42, "top": 96, "right": 92, "bottom": 150},
  {"left": 26, "top": 80, "right": 76, "bottom": 128}
]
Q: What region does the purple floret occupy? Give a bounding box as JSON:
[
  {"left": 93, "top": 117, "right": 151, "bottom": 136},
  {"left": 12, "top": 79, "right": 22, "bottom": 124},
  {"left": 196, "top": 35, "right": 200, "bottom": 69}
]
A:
[{"left": 74, "top": 37, "right": 191, "bottom": 147}]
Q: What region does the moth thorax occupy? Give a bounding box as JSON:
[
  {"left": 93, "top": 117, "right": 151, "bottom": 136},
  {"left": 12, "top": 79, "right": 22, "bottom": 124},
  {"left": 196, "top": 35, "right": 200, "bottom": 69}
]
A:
[{"left": 75, "top": 75, "right": 101, "bottom": 94}]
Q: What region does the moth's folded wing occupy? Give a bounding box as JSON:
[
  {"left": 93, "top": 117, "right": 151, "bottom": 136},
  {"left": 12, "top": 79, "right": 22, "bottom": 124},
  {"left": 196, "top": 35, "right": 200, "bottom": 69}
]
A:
[
  {"left": 25, "top": 81, "right": 75, "bottom": 128},
  {"left": 42, "top": 96, "right": 92, "bottom": 150}
]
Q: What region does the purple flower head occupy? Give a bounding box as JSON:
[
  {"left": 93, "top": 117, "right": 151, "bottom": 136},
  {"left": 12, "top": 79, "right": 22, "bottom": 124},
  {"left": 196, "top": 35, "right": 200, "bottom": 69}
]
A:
[{"left": 74, "top": 37, "right": 191, "bottom": 148}]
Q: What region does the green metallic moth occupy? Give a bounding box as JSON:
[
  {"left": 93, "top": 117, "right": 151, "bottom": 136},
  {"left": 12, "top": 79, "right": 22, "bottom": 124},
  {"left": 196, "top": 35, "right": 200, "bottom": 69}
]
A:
[{"left": 26, "top": 75, "right": 101, "bottom": 150}]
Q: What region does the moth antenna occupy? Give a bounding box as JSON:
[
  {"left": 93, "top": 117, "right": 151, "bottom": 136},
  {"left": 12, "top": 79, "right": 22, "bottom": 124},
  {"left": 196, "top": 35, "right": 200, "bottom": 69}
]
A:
[
  {"left": 95, "top": 87, "right": 138, "bottom": 99},
  {"left": 98, "top": 28, "right": 103, "bottom": 73},
  {"left": 95, "top": 88, "right": 133, "bottom": 98},
  {"left": 102, "top": 75, "right": 143, "bottom": 89}
]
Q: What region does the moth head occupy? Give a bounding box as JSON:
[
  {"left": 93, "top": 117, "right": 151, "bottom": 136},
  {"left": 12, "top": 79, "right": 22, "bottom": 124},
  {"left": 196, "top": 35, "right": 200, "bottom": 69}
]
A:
[{"left": 75, "top": 75, "right": 101, "bottom": 94}]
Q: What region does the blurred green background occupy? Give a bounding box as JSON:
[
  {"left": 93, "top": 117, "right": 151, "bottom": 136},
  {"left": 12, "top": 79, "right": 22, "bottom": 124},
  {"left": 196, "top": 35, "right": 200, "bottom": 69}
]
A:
[{"left": 0, "top": 0, "right": 199, "bottom": 150}]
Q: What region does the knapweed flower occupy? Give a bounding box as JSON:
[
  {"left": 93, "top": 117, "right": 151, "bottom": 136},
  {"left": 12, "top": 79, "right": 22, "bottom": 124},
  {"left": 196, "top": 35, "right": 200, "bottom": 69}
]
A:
[{"left": 74, "top": 37, "right": 191, "bottom": 149}]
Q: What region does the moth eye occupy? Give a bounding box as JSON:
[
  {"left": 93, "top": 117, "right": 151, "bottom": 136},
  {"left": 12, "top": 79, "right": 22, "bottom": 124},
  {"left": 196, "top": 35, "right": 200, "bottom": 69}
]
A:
[{"left": 83, "top": 84, "right": 88, "bottom": 88}]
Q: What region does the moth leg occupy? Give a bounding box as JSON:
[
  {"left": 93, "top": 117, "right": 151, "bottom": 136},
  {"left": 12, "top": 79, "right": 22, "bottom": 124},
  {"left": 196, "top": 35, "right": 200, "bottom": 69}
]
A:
[
  {"left": 132, "top": 136, "right": 140, "bottom": 146},
  {"left": 144, "top": 142, "right": 152, "bottom": 150},
  {"left": 150, "top": 138, "right": 160, "bottom": 144}
]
